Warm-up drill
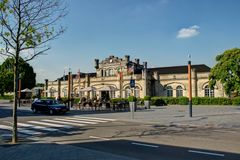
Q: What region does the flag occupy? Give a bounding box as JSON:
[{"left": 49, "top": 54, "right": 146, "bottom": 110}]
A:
[
  {"left": 128, "top": 65, "right": 134, "bottom": 75},
  {"left": 117, "top": 63, "right": 123, "bottom": 80}
]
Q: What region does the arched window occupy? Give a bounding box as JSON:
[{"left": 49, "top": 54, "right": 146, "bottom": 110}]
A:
[
  {"left": 204, "top": 85, "right": 214, "bottom": 97},
  {"left": 109, "top": 69, "right": 114, "bottom": 76},
  {"left": 125, "top": 86, "right": 131, "bottom": 98},
  {"left": 49, "top": 88, "right": 56, "bottom": 97},
  {"left": 105, "top": 70, "right": 109, "bottom": 77},
  {"left": 62, "top": 88, "right": 67, "bottom": 97},
  {"left": 134, "top": 86, "right": 140, "bottom": 98},
  {"left": 176, "top": 86, "right": 183, "bottom": 97},
  {"left": 166, "top": 86, "right": 173, "bottom": 97}
]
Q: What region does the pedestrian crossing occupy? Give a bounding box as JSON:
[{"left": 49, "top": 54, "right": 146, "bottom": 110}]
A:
[{"left": 0, "top": 116, "right": 116, "bottom": 137}]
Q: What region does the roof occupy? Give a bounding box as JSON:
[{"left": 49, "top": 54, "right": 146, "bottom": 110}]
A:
[
  {"left": 148, "top": 64, "right": 211, "bottom": 74},
  {"left": 57, "top": 72, "right": 96, "bottom": 81}
]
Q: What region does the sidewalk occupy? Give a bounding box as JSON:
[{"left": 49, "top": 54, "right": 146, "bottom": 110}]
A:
[
  {"left": 74, "top": 105, "right": 240, "bottom": 128},
  {"left": 0, "top": 143, "right": 137, "bottom": 160}
]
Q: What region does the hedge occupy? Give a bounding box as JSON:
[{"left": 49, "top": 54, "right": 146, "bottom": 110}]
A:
[
  {"left": 0, "top": 95, "right": 13, "bottom": 100},
  {"left": 151, "top": 96, "right": 239, "bottom": 106}
]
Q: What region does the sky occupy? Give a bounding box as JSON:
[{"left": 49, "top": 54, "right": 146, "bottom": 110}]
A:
[{"left": 28, "top": 0, "right": 240, "bottom": 83}]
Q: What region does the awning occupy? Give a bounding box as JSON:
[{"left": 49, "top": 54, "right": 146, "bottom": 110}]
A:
[
  {"left": 98, "top": 86, "right": 118, "bottom": 91},
  {"left": 21, "top": 88, "right": 32, "bottom": 93},
  {"left": 79, "top": 86, "right": 97, "bottom": 92}
]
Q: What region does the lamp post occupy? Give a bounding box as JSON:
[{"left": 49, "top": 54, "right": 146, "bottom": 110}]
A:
[
  {"left": 68, "top": 68, "right": 71, "bottom": 108},
  {"left": 188, "top": 56, "right": 193, "bottom": 117},
  {"left": 18, "top": 75, "right": 21, "bottom": 107}
]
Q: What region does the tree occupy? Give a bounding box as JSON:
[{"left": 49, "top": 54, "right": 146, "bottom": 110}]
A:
[
  {"left": 0, "top": 0, "right": 67, "bottom": 143},
  {"left": 0, "top": 57, "right": 36, "bottom": 94},
  {"left": 209, "top": 48, "right": 240, "bottom": 96}
]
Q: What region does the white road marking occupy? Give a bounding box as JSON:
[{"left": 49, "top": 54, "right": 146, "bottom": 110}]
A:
[
  {"left": 18, "top": 123, "right": 58, "bottom": 131},
  {"left": 41, "top": 119, "right": 85, "bottom": 127},
  {"left": 28, "top": 121, "right": 72, "bottom": 128},
  {"left": 131, "top": 142, "right": 159, "bottom": 148},
  {"left": 54, "top": 118, "right": 97, "bottom": 124},
  {"left": 0, "top": 124, "right": 42, "bottom": 135},
  {"left": 74, "top": 116, "right": 116, "bottom": 121},
  {"left": 89, "top": 136, "right": 110, "bottom": 141},
  {"left": 188, "top": 150, "right": 225, "bottom": 157},
  {"left": 18, "top": 129, "right": 42, "bottom": 135},
  {"left": 0, "top": 124, "right": 12, "bottom": 130},
  {"left": 65, "top": 117, "right": 107, "bottom": 123}
]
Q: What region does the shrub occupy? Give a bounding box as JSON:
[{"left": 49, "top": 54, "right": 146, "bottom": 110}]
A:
[
  {"left": 177, "top": 97, "right": 189, "bottom": 105},
  {"left": 144, "top": 96, "right": 151, "bottom": 101},
  {"left": 0, "top": 95, "right": 14, "bottom": 100},
  {"left": 111, "top": 98, "right": 128, "bottom": 104},
  {"left": 128, "top": 96, "right": 137, "bottom": 102},
  {"left": 232, "top": 97, "right": 240, "bottom": 105},
  {"left": 137, "top": 98, "right": 144, "bottom": 105},
  {"left": 151, "top": 97, "right": 167, "bottom": 106}
]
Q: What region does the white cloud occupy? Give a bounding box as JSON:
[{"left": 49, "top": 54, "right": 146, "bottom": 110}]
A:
[{"left": 177, "top": 25, "right": 200, "bottom": 39}]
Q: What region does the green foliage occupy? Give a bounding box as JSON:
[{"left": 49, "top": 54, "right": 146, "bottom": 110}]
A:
[
  {"left": 177, "top": 97, "right": 189, "bottom": 105},
  {"left": 128, "top": 96, "right": 137, "bottom": 102},
  {"left": 151, "top": 97, "right": 167, "bottom": 106},
  {"left": 111, "top": 98, "right": 128, "bottom": 104},
  {"left": 151, "top": 96, "right": 235, "bottom": 105},
  {"left": 143, "top": 95, "right": 151, "bottom": 101},
  {"left": 0, "top": 57, "right": 36, "bottom": 93},
  {"left": 209, "top": 48, "right": 240, "bottom": 96},
  {"left": 232, "top": 97, "right": 240, "bottom": 105},
  {"left": 0, "top": 95, "right": 13, "bottom": 100},
  {"left": 192, "top": 97, "right": 232, "bottom": 105}
]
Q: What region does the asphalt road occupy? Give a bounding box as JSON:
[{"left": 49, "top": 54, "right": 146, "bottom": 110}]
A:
[
  {"left": 1, "top": 104, "right": 240, "bottom": 160},
  {"left": 73, "top": 140, "right": 240, "bottom": 160}
]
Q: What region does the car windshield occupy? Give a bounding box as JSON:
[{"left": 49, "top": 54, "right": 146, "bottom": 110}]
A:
[{"left": 45, "top": 100, "right": 60, "bottom": 105}]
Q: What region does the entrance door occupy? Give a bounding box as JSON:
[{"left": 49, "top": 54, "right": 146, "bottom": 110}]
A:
[{"left": 101, "top": 91, "right": 110, "bottom": 101}]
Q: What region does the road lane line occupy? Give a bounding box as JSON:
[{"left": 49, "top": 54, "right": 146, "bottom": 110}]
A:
[
  {"left": 89, "top": 136, "right": 110, "bottom": 141},
  {"left": 188, "top": 150, "right": 225, "bottom": 157},
  {"left": 131, "top": 142, "right": 159, "bottom": 148}
]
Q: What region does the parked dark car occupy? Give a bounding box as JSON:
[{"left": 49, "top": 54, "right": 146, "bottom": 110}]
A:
[{"left": 31, "top": 99, "right": 69, "bottom": 115}]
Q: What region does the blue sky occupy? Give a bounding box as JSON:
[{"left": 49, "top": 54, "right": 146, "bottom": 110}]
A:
[{"left": 29, "top": 0, "right": 240, "bottom": 83}]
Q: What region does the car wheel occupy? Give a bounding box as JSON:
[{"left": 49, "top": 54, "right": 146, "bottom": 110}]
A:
[
  {"left": 49, "top": 109, "right": 54, "bottom": 115},
  {"left": 32, "top": 108, "right": 37, "bottom": 113}
]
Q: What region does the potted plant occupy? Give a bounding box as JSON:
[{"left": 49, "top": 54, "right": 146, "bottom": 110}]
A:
[
  {"left": 144, "top": 95, "right": 151, "bottom": 109},
  {"left": 128, "top": 96, "right": 137, "bottom": 112}
]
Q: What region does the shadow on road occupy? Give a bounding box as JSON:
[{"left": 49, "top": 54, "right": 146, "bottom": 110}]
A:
[{"left": 69, "top": 139, "right": 240, "bottom": 160}]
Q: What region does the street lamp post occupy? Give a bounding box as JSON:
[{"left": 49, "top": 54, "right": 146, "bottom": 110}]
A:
[
  {"left": 18, "top": 77, "right": 21, "bottom": 107},
  {"left": 188, "top": 58, "right": 193, "bottom": 117}
]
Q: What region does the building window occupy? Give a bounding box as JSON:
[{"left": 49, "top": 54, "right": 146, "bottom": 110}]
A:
[
  {"left": 125, "top": 87, "right": 131, "bottom": 98},
  {"left": 110, "top": 91, "right": 115, "bottom": 98},
  {"left": 49, "top": 88, "right": 55, "bottom": 97},
  {"left": 105, "top": 70, "right": 108, "bottom": 77},
  {"left": 62, "top": 88, "right": 67, "bottom": 97},
  {"left": 134, "top": 86, "right": 140, "bottom": 98},
  {"left": 166, "top": 86, "right": 173, "bottom": 97},
  {"left": 204, "top": 85, "right": 214, "bottom": 97},
  {"left": 176, "top": 86, "right": 183, "bottom": 97},
  {"left": 109, "top": 69, "right": 114, "bottom": 76}
]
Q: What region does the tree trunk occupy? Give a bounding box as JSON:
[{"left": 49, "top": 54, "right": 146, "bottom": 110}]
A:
[{"left": 12, "top": 56, "right": 19, "bottom": 144}]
